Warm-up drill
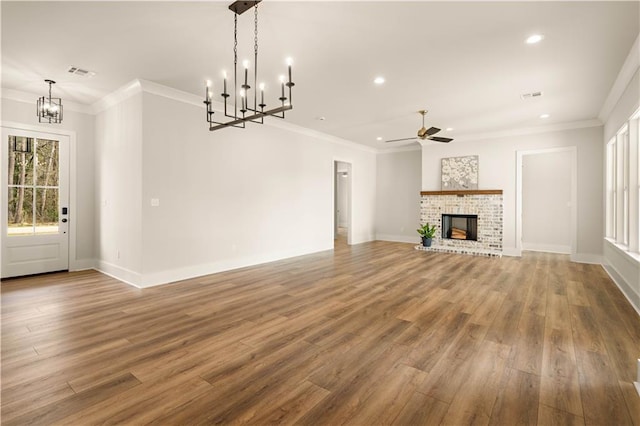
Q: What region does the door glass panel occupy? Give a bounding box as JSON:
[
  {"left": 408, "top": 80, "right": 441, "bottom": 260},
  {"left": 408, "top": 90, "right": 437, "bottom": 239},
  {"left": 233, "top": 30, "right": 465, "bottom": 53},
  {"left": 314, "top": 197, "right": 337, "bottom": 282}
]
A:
[
  {"left": 6, "top": 136, "right": 60, "bottom": 236},
  {"left": 35, "top": 188, "right": 59, "bottom": 234},
  {"left": 8, "top": 136, "right": 34, "bottom": 186},
  {"left": 36, "top": 139, "right": 59, "bottom": 186},
  {"left": 8, "top": 187, "right": 34, "bottom": 235}
]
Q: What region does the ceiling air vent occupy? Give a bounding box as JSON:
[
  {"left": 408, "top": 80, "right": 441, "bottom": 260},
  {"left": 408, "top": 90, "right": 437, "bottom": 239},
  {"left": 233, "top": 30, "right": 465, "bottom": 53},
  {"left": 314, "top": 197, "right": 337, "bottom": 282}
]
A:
[
  {"left": 520, "top": 91, "right": 543, "bottom": 100},
  {"left": 67, "top": 66, "right": 95, "bottom": 77}
]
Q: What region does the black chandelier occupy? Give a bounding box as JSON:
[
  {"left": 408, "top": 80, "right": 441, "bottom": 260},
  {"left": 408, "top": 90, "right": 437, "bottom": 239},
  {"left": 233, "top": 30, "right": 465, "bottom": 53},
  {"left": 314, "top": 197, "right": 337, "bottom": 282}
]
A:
[
  {"left": 204, "top": 0, "right": 294, "bottom": 131},
  {"left": 37, "top": 79, "right": 63, "bottom": 124}
]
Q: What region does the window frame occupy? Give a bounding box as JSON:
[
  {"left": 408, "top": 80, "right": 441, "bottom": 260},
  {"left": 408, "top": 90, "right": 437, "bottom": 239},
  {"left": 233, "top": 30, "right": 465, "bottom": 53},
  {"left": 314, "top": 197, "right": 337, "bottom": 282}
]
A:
[{"left": 606, "top": 107, "right": 640, "bottom": 259}]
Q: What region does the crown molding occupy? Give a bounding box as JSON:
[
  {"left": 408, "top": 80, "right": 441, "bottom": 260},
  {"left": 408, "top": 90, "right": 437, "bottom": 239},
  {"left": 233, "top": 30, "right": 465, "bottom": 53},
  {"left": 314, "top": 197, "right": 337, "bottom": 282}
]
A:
[
  {"left": 447, "top": 118, "right": 603, "bottom": 144},
  {"left": 377, "top": 144, "right": 421, "bottom": 154},
  {"left": 1, "top": 78, "right": 375, "bottom": 154},
  {"left": 1, "top": 87, "right": 94, "bottom": 115},
  {"left": 131, "top": 78, "right": 378, "bottom": 154},
  {"left": 599, "top": 33, "right": 640, "bottom": 122},
  {"left": 89, "top": 79, "right": 201, "bottom": 114},
  {"left": 3, "top": 78, "right": 605, "bottom": 155},
  {"left": 261, "top": 116, "right": 379, "bottom": 154},
  {"left": 138, "top": 79, "right": 204, "bottom": 108},
  {"left": 90, "top": 79, "right": 143, "bottom": 114}
]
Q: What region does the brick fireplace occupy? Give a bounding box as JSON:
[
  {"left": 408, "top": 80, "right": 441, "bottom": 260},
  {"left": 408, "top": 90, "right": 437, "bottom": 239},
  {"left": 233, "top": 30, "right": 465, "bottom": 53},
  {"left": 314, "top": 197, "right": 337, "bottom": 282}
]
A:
[{"left": 417, "top": 190, "right": 503, "bottom": 257}]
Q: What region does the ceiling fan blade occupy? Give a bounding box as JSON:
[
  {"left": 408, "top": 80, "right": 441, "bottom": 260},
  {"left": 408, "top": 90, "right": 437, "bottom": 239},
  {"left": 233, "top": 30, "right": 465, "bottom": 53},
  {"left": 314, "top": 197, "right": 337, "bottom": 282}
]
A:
[
  {"left": 385, "top": 137, "right": 417, "bottom": 143},
  {"left": 425, "top": 127, "right": 441, "bottom": 136},
  {"left": 428, "top": 136, "right": 453, "bottom": 143}
]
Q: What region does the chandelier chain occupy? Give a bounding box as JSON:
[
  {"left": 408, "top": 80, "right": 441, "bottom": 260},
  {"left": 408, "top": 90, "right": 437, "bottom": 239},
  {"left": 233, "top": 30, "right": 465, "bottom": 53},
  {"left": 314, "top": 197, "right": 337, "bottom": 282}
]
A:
[
  {"left": 234, "top": 12, "right": 238, "bottom": 117},
  {"left": 254, "top": 4, "right": 258, "bottom": 57},
  {"left": 233, "top": 13, "right": 238, "bottom": 68},
  {"left": 254, "top": 4, "right": 259, "bottom": 111}
]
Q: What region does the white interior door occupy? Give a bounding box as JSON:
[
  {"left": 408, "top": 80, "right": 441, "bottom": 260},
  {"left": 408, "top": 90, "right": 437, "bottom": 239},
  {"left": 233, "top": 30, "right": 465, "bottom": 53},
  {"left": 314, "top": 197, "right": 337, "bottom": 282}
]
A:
[{"left": 1, "top": 128, "right": 69, "bottom": 278}]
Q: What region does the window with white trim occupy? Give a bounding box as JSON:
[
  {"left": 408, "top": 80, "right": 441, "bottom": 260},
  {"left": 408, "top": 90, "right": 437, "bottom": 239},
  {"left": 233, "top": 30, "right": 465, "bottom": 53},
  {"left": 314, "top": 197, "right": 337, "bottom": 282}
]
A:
[
  {"left": 621, "top": 126, "right": 629, "bottom": 246},
  {"left": 606, "top": 138, "right": 616, "bottom": 238},
  {"left": 606, "top": 109, "right": 640, "bottom": 256}
]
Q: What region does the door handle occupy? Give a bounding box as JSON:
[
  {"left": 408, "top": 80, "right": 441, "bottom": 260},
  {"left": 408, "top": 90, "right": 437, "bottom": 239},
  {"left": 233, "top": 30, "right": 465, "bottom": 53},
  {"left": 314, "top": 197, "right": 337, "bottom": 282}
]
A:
[{"left": 61, "top": 218, "right": 68, "bottom": 223}]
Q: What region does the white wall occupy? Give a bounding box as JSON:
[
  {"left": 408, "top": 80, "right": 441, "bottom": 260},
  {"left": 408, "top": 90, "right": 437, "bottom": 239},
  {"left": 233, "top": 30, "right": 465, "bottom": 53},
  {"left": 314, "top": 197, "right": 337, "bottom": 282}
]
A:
[
  {"left": 604, "top": 68, "right": 639, "bottom": 141},
  {"left": 92, "top": 85, "right": 376, "bottom": 287},
  {"left": 94, "top": 93, "right": 144, "bottom": 284},
  {"left": 1, "top": 97, "right": 95, "bottom": 268},
  {"left": 422, "top": 125, "right": 604, "bottom": 258},
  {"left": 376, "top": 149, "right": 422, "bottom": 243},
  {"left": 522, "top": 150, "right": 572, "bottom": 253}
]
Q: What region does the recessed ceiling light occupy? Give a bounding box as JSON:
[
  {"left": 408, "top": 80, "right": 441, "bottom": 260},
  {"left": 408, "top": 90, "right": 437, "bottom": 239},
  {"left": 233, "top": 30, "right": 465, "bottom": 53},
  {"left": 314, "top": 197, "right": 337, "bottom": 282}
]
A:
[
  {"left": 445, "top": 128, "right": 454, "bottom": 132},
  {"left": 374, "top": 76, "right": 385, "bottom": 85},
  {"left": 376, "top": 137, "right": 382, "bottom": 141},
  {"left": 526, "top": 34, "right": 544, "bottom": 44},
  {"left": 539, "top": 113, "right": 550, "bottom": 119}
]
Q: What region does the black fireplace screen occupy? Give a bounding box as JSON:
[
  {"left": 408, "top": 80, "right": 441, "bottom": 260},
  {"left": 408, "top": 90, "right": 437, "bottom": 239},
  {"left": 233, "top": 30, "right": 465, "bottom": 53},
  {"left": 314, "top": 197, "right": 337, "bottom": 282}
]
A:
[{"left": 442, "top": 214, "right": 478, "bottom": 241}]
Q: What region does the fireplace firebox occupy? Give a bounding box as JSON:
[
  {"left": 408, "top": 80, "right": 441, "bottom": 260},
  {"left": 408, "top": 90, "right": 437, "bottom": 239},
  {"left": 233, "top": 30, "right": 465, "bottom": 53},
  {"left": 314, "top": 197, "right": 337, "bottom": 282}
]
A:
[{"left": 442, "top": 214, "right": 478, "bottom": 241}]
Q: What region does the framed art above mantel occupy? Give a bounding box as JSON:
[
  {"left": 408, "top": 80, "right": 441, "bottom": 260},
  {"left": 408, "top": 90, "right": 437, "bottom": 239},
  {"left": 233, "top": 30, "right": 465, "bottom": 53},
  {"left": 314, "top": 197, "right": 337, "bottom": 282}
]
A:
[{"left": 441, "top": 155, "right": 479, "bottom": 190}]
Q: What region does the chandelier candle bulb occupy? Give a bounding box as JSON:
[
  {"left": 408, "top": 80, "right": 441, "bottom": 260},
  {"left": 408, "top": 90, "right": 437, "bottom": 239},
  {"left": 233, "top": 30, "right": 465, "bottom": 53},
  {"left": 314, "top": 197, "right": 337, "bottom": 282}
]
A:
[
  {"left": 205, "top": 80, "right": 212, "bottom": 101},
  {"left": 286, "top": 58, "right": 293, "bottom": 84},
  {"left": 259, "top": 82, "right": 265, "bottom": 107},
  {"left": 222, "top": 71, "right": 228, "bottom": 95},
  {"left": 243, "top": 60, "right": 249, "bottom": 89},
  {"left": 279, "top": 75, "right": 285, "bottom": 100}
]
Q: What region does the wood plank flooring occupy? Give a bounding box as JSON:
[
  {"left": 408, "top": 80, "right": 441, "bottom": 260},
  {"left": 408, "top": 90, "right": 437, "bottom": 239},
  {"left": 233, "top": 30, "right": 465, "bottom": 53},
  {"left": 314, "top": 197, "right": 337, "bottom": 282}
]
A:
[{"left": 2, "top": 240, "right": 639, "bottom": 425}]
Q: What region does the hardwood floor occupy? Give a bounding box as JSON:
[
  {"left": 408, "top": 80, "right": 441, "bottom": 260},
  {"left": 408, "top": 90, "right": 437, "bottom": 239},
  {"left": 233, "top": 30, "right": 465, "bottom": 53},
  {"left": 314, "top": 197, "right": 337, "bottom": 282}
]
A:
[{"left": 2, "top": 241, "right": 639, "bottom": 425}]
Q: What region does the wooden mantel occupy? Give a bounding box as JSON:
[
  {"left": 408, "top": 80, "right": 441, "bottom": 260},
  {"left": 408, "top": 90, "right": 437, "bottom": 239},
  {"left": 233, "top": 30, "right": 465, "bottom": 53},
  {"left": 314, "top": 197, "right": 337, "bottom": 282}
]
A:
[{"left": 420, "top": 189, "right": 503, "bottom": 196}]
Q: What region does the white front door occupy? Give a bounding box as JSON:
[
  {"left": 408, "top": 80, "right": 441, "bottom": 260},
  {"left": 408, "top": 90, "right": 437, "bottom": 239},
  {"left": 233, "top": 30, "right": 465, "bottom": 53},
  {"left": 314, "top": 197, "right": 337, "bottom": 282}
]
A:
[{"left": 1, "top": 128, "right": 70, "bottom": 278}]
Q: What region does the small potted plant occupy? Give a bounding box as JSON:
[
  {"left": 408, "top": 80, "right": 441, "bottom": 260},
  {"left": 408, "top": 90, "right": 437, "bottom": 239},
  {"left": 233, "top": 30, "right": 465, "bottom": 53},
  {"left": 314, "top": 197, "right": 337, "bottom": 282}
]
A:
[{"left": 417, "top": 222, "right": 437, "bottom": 247}]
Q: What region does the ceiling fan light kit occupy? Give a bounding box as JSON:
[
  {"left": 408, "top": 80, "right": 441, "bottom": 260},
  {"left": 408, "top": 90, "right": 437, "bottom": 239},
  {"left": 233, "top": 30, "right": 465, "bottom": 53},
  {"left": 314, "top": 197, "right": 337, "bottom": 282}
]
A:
[
  {"left": 203, "top": 0, "right": 295, "bottom": 132},
  {"left": 385, "top": 109, "right": 453, "bottom": 144}
]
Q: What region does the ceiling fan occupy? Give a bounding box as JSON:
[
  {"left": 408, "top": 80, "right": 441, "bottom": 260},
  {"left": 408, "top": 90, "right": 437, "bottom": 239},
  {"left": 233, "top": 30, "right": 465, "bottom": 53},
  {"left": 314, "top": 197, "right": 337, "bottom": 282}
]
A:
[{"left": 385, "top": 110, "right": 453, "bottom": 144}]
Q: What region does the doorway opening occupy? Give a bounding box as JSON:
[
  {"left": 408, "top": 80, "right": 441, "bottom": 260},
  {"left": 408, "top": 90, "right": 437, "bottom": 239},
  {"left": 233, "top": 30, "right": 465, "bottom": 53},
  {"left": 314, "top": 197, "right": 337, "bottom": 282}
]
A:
[
  {"left": 516, "top": 147, "right": 577, "bottom": 256},
  {"left": 334, "top": 160, "right": 352, "bottom": 247}
]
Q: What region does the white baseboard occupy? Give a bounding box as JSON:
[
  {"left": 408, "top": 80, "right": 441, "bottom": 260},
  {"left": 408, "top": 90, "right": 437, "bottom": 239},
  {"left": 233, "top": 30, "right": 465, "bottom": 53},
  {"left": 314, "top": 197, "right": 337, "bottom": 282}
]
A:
[
  {"left": 376, "top": 234, "right": 420, "bottom": 244},
  {"left": 636, "top": 359, "right": 640, "bottom": 396},
  {"left": 95, "top": 260, "right": 143, "bottom": 288},
  {"left": 505, "top": 248, "right": 604, "bottom": 263},
  {"left": 138, "top": 243, "right": 333, "bottom": 288},
  {"left": 92, "top": 243, "right": 335, "bottom": 289},
  {"left": 570, "top": 253, "right": 604, "bottom": 264},
  {"left": 503, "top": 247, "right": 521, "bottom": 257},
  {"left": 350, "top": 232, "right": 376, "bottom": 245},
  {"left": 70, "top": 258, "right": 96, "bottom": 271},
  {"left": 522, "top": 242, "right": 571, "bottom": 254},
  {"left": 602, "top": 263, "right": 640, "bottom": 317}
]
